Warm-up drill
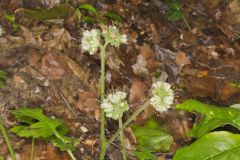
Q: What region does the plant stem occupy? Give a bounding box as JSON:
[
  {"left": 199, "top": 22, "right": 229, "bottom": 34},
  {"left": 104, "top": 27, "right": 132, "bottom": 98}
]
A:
[
  {"left": 67, "top": 150, "right": 76, "bottom": 160},
  {"left": 104, "top": 100, "right": 151, "bottom": 154},
  {"left": 182, "top": 15, "right": 191, "bottom": 31},
  {"left": 99, "top": 42, "right": 108, "bottom": 160},
  {"left": 0, "top": 118, "right": 16, "bottom": 160},
  {"left": 118, "top": 118, "right": 127, "bottom": 160},
  {"left": 30, "top": 138, "right": 34, "bottom": 160}
]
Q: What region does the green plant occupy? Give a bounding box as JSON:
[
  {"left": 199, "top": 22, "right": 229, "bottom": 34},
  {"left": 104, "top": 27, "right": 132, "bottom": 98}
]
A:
[
  {"left": 75, "top": 3, "right": 122, "bottom": 24},
  {"left": 23, "top": 4, "right": 74, "bottom": 21},
  {"left": 165, "top": 0, "right": 191, "bottom": 30},
  {"left": 80, "top": 23, "right": 176, "bottom": 159},
  {"left": 132, "top": 118, "right": 173, "bottom": 160},
  {"left": 0, "top": 118, "right": 16, "bottom": 160},
  {"left": 101, "top": 91, "right": 129, "bottom": 160},
  {"left": 10, "top": 108, "right": 76, "bottom": 160},
  {"left": 0, "top": 69, "right": 8, "bottom": 88},
  {"left": 173, "top": 99, "right": 240, "bottom": 160},
  {"left": 230, "top": 82, "right": 240, "bottom": 88},
  {"left": 3, "top": 14, "right": 19, "bottom": 30},
  {"left": 101, "top": 82, "right": 174, "bottom": 159},
  {"left": 176, "top": 99, "right": 240, "bottom": 138},
  {"left": 80, "top": 25, "right": 127, "bottom": 160},
  {"left": 173, "top": 131, "right": 240, "bottom": 160}
]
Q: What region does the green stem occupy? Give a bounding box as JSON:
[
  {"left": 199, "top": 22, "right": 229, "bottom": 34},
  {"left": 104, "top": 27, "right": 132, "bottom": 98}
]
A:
[
  {"left": 53, "top": 132, "right": 76, "bottom": 160},
  {"left": 100, "top": 42, "right": 109, "bottom": 160},
  {"left": 182, "top": 15, "right": 191, "bottom": 31},
  {"left": 67, "top": 150, "right": 76, "bottom": 160},
  {"left": 104, "top": 100, "right": 151, "bottom": 154},
  {"left": 30, "top": 138, "right": 34, "bottom": 160},
  {"left": 118, "top": 118, "right": 127, "bottom": 160},
  {"left": 0, "top": 118, "right": 16, "bottom": 160}
]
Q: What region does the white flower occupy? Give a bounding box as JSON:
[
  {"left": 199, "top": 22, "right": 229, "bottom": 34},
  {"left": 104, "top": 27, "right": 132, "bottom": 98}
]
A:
[
  {"left": 102, "top": 25, "right": 127, "bottom": 47},
  {"left": 81, "top": 29, "right": 101, "bottom": 55},
  {"left": 121, "top": 34, "right": 127, "bottom": 43},
  {"left": 101, "top": 91, "right": 129, "bottom": 120},
  {"left": 150, "top": 81, "right": 174, "bottom": 112}
]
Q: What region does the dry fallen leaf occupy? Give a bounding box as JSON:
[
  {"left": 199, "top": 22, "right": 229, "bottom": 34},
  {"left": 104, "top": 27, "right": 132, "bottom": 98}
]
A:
[
  {"left": 77, "top": 92, "right": 99, "bottom": 113},
  {"left": 83, "top": 139, "right": 96, "bottom": 146},
  {"left": 128, "top": 79, "right": 148, "bottom": 105},
  {"left": 175, "top": 51, "right": 191, "bottom": 67},
  {"left": 41, "top": 52, "right": 69, "bottom": 80}
]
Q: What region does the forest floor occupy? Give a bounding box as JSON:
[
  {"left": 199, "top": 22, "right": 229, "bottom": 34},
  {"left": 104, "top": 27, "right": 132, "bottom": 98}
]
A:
[{"left": 1, "top": 0, "right": 240, "bottom": 159}]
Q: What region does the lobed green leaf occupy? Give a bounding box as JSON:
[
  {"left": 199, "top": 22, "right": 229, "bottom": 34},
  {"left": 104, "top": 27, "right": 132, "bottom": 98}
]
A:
[
  {"left": 173, "top": 131, "right": 240, "bottom": 160},
  {"left": 78, "top": 4, "right": 97, "bottom": 14},
  {"left": 176, "top": 99, "right": 240, "bottom": 138},
  {"left": 132, "top": 118, "right": 173, "bottom": 159}
]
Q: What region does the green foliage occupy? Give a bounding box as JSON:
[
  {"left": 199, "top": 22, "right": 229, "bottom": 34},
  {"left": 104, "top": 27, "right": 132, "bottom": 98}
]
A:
[
  {"left": 165, "top": 0, "right": 184, "bottom": 21},
  {"left": 0, "top": 156, "right": 3, "bottom": 160},
  {"left": 78, "top": 4, "right": 97, "bottom": 14},
  {"left": 132, "top": 118, "right": 173, "bottom": 160},
  {"left": 23, "top": 4, "right": 74, "bottom": 21},
  {"left": 173, "top": 131, "right": 240, "bottom": 160},
  {"left": 164, "top": 0, "right": 191, "bottom": 30},
  {"left": 76, "top": 3, "right": 122, "bottom": 24},
  {"left": 230, "top": 82, "right": 240, "bottom": 88},
  {"left": 0, "top": 118, "right": 16, "bottom": 160},
  {"left": 176, "top": 99, "right": 240, "bottom": 138},
  {"left": 104, "top": 12, "right": 122, "bottom": 22},
  {"left": 10, "top": 108, "right": 75, "bottom": 151},
  {"left": 0, "top": 69, "right": 8, "bottom": 88},
  {"left": 3, "top": 14, "right": 19, "bottom": 30},
  {"left": 134, "top": 149, "right": 156, "bottom": 160}
]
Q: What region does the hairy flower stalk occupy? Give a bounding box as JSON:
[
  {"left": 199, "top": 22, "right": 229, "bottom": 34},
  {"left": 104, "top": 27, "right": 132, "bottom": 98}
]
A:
[
  {"left": 104, "top": 81, "right": 174, "bottom": 154},
  {"left": 101, "top": 91, "right": 129, "bottom": 160},
  {"left": 81, "top": 26, "right": 127, "bottom": 160}
]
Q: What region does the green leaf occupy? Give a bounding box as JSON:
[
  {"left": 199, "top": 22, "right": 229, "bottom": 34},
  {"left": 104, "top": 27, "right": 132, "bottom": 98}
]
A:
[
  {"left": 49, "top": 136, "right": 75, "bottom": 151},
  {"left": 134, "top": 149, "right": 157, "bottom": 160},
  {"left": 10, "top": 108, "right": 75, "bottom": 151},
  {"left": 173, "top": 131, "right": 240, "bottom": 160},
  {"left": 23, "top": 4, "right": 74, "bottom": 21},
  {"left": 229, "top": 82, "right": 240, "bottom": 89},
  {"left": 82, "top": 16, "right": 95, "bottom": 23},
  {"left": 167, "top": 11, "right": 183, "bottom": 21},
  {"left": 0, "top": 70, "right": 7, "bottom": 80},
  {"left": 132, "top": 118, "right": 173, "bottom": 159},
  {"left": 165, "top": 0, "right": 184, "bottom": 21},
  {"left": 78, "top": 4, "right": 97, "bottom": 14},
  {"left": 0, "top": 69, "right": 7, "bottom": 88},
  {"left": 176, "top": 99, "right": 240, "bottom": 138},
  {"left": 166, "top": 1, "right": 182, "bottom": 11},
  {"left": 0, "top": 156, "right": 3, "bottom": 160},
  {"left": 10, "top": 108, "right": 67, "bottom": 139},
  {"left": 3, "top": 14, "right": 19, "bottom": 30},
  {"left": 104, "top": 12, "right": 122, "bottom": 22}
]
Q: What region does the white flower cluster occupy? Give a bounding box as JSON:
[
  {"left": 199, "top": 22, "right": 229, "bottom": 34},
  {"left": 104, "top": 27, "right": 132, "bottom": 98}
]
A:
[
  {"left": 101, "top": 91, "right": 129, "bottom": 120},
  {"left": 81, "top": 29, "right": 101, "bottom": 55},
  {"left": 150, "top": 81, "right": 174, "bottom": 112},
  {"left": 102, "top": 25, "right": 127, "bottom": 47},
  {"left": 81, "top": 26, "right": 127, "bottom": 55}
]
